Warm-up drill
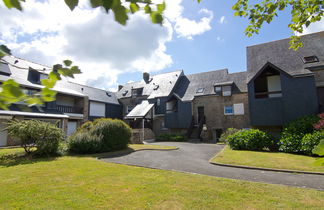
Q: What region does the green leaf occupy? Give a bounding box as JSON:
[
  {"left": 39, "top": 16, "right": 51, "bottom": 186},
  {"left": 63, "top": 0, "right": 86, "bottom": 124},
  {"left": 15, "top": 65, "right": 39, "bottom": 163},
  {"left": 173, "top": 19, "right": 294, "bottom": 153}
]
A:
[
  {"left": 3, "top": 0, "right": 22, "bottom": 10},
  {"left": 63, "top": 59, "right": 73, "bottom": 67},
  {"left": 64, "top": 0, "right": 79, "bottom": 11},
  {"left": 0, "top": 45, "right": 12, "bottom": 58},
  {"left": 112, "top": 4, "right": 128, "bottom": 25},
  {"left": 150, "top": 11, "right": 163, "bottom": 24},
  {"left": 41, "top": 72, "right": 59, "bottom": 88},
  {"left": 70, "top": 66, "right": 81, "bottom": 74},
  {"left": 157, "top": 2, "right": 166, "bottom": 13},
  {"left": 102, "top": 0, "right": 113, "bottom": 12},
  {"left": 90, "top": 0, "right": 103, "bottom": 8},
  {"left": 130, "top": 2, "right": 139, "bottom": 14},
  {"left": 313, "top": 140, "right": 324, "bottom": 156},
  {"left": 144, "top": 4, "right": 151, "bottom": 14},
  {"left": 41, "top": 88, "right": 57, "bottom": 102}
]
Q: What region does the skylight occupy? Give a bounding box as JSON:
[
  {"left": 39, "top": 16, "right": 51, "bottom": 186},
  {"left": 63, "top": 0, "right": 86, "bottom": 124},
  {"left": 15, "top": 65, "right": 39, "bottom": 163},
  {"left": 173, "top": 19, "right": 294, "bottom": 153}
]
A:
[
  {"left": 302, "top": 55, "right": 319, "bottom": 64},
  {"left": 122, "top": 90, "right": 128, "bottom": 96},
  {"left": 196, "top": 88, "right": 204, "bottom": 93}
]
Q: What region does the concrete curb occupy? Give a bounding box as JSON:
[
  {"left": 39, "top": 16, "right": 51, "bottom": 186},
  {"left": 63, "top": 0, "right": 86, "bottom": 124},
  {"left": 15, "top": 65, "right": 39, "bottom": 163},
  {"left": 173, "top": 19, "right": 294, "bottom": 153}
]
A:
[
  {"left": 97, "top": 147, "right": 179, "bottom": 159},
  {"left": 209, "top": 146, "right": 324, "bottom": 176},
  {"left": 209, "top": 162, "right": 324, "bottom": 176}
]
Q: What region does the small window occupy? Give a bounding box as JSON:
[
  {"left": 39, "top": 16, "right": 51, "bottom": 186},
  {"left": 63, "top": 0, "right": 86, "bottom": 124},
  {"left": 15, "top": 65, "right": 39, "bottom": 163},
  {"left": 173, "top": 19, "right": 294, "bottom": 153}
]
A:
[
  {"left": 224, "top": 105, "right": 234, "bottom": 115},
  {"left": 122, "top": 90, "right": 128, "bottom": 96},
  {"left": 222, "top": 86, "right": 232, "bottom": 96},
  {"left": 302, "top": 55, "right": 319, "bottom": 64},
  {"left": 196, "top": 88, "right": 204, "bottom": 93},
  {"left": 28, "top": 69, "right": 40, "bottom": 84},
  {"left": 0, "top": 62, "right": 11, "bottom": 76},
  {"left": 127, "top": 105, "right": 134, "bottom": 113},
  {"left": 214, "top": 86, "right": 222, "bottom": 96},
  {"left": 106, "top": 92, "right": 111, "bottom": 97},
  {"left": 153, "top": 84, "right": 159, "bottom": 90},
  {"left": 157, "top": 98, "right": 160, "bottom": 106}
]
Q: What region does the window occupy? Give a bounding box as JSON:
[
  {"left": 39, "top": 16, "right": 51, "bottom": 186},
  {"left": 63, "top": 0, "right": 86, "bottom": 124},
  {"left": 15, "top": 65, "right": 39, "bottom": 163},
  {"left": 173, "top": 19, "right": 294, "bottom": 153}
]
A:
[
  {"left": 214, "top": 86, "right": 222, "bottom": 96},
  {"left": 302, "top": 55, "right": 319, "bottom": 64},
  {"left": 0, "top": 62, "right": 11, "bottom": 76},
  {"left": 127, "top": 105, "right": 135, "bottom": 113},
  {"left": 196, "top": 88, "right": 204, "bottom": 93},
  {"left": 224, "top": 105, "right": 234, "bottom": 115},
  {"left": 28, "top": 69, "right": 40, "bottom": 84},
  {"left": 122, "top": 90, "right": 128, "bottom": 96},
  {"left": 222, "top": 86, "right": 232, "bottom": 96},
  {"left": 233, "top": 103, "right": 244, "bottom": 115},
  {"left": 153, "top": 84, "right": 159, "bottom": 90},
  {"left": 166, "top": 99, "right": 178, "bottom": 113},
  {"left": 131, "top": 88, "right": 143, "bottom": 97},
  {"left": 254, "top": 67, "right": 282, "bottom": 99},
  {"left": 157, "top": 98, "right": 160, "bottom": 106}
]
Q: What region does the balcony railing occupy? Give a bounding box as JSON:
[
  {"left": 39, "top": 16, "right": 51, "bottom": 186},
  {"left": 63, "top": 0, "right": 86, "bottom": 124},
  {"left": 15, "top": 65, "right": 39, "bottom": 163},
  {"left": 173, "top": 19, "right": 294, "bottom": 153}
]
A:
[{"left": 56, "top": 105, "right": 83, "bottom": 113}]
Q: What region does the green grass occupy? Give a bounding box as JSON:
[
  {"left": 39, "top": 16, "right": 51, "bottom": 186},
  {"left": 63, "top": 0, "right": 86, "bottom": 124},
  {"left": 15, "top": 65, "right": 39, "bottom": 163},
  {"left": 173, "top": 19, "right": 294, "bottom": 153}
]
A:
[
  {"left": 211, "top": 146, "right": 324, "bottom": 173},
  {"left": 0, "top": 147, "right": 323, "bottom": 209}
]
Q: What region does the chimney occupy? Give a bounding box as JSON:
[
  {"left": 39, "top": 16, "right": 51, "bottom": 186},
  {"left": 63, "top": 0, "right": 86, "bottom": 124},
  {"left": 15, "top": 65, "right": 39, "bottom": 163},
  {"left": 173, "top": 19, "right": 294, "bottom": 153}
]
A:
[
  {"left": 143, "top": 72, "right": 150, "bottom": 83},
  {"left": 118, "top": 85, "right": 123, "bottom": 91}
]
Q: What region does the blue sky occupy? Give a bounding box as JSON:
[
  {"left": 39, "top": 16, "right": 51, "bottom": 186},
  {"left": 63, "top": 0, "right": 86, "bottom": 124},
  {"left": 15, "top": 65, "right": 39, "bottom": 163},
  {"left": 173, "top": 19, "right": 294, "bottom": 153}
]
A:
[{"left": 0, "top": 0, "right": 323, "bottom": 90}]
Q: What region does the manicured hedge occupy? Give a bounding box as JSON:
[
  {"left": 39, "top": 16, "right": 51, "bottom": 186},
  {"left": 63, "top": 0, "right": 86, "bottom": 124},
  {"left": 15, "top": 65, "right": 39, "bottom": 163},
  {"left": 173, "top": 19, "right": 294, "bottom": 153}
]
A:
[
  {"left": 156, "top": 133, "right": 187, "bottom": 142},
  {"left": 68, "top": 118, "right": 131, "bottom": 154},
  {"left": 227, "top": 129, "right": 273, "bottom": 151}
]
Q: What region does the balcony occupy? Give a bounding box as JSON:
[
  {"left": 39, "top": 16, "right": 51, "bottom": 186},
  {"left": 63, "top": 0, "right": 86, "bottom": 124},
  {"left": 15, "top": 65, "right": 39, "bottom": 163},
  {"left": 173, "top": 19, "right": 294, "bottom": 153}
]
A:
[{"left": 56, "top": 105, "right": 83, "bottom": 113}]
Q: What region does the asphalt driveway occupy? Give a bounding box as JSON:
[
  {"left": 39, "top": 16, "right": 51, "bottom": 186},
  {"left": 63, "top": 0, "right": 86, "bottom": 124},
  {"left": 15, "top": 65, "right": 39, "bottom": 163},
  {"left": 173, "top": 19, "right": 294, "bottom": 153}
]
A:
[{"left": 101, "top": 142, "right": 324, "bottom": 190}]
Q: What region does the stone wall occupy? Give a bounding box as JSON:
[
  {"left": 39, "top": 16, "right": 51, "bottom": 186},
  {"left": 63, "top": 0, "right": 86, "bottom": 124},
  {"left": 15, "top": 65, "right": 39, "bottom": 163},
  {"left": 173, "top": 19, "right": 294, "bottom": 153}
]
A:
[
  {"left": 130, "top": 128, "right": 155, "bottom": 144},
  {"left": 192, "top": 93, "right": 250, "bottom": 140}
]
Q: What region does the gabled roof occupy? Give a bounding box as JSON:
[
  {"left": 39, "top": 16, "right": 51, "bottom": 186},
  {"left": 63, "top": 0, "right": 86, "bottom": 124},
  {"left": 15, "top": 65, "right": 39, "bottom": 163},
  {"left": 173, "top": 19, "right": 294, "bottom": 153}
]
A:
[
  {"left": 247, "top": 31, "right": 324, "bottom": 81},
  {"left": 117, "top": 70, "right": 183, "bottom": 99},
  {"left": 173, "top": 69, "right": 248, "bottom": 101},
  {"left": 0, "top": 55, "right": 119, "bottom": 104},
  {"left": 125, "top": 100, "right": 154, "bottom": 119}
]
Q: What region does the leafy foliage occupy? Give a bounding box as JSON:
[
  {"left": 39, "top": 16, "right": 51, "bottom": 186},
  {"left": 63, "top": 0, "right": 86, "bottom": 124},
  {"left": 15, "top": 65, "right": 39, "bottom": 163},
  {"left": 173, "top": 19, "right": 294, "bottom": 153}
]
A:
[
  {"left": 301, "top": 131, "right": 324, "bottom": 155},
  {"left": 156, "top": 133, "right": 187, "bottom": 142},
  {"left": 279, "top": 115, "right": 319, "bottom": 153},
  {"left": 232, "top": 0, "right": 324, "bottom": 50},
  {"left": 227, "top": 129, "right": 274, "bottom": 151},
  {"left": 314, "top": 113, "right": 324, "bottom": 131},
  {"left": 219, "top": 128, "right": 240, "bottom": 143},
  {"left": 6, "top": 120, "right": 64, "bottom": 156},
  {"left": 68, "top": 118, "right": 131, "bottom": 154}
]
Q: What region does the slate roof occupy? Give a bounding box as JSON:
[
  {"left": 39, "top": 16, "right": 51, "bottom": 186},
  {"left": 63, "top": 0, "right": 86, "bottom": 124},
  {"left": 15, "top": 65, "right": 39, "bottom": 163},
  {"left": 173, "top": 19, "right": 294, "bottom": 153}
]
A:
[
  {"left": 125, "top": 100, "right": 154, "bottom": 119},
  {"left": 0, "top": 55, "right": 119, "bottom": 104},
  {"left": 247, "top": 31, "right": 324, "bottom": 81},
  {"left": 174, "top": 69, "right": 248, "bottom": 101},
  {"left": 117, "top": 70, "right": 183, "bottom": 99}
]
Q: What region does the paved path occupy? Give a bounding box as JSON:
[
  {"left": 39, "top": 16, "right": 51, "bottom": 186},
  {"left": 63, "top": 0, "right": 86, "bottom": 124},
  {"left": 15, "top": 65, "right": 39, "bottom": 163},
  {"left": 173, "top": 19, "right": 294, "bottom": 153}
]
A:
[{"left": 101, "top": 142, "right": 324, "bottom": 190}]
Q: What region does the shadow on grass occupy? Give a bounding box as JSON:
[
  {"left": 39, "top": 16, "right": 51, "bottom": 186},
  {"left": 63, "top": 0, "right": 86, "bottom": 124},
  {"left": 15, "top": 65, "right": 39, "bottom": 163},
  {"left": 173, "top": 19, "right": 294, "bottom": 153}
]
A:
[
  {"left": 0, "top": 153, "right": 58, "bottom": 168},
  {"left": 68, "top": 147, "right": 137, "bottom": 159}
]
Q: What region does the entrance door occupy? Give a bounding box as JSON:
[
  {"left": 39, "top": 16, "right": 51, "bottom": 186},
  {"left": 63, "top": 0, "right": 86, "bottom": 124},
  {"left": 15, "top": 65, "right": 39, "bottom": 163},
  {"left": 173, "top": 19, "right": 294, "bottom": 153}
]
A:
[
  {"left": 67, "top": 121, "right": 77, "bottom": 136},
  {"left": 0, "top": 121, "right": 8, "bottom": 146},
  {"left": 197, "top": 106, "right": 205, "bottom": 123}
]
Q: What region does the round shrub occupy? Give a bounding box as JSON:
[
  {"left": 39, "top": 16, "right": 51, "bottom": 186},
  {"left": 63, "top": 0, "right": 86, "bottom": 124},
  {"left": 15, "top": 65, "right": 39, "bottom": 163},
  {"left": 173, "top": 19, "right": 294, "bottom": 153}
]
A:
[
  {"left": 279, "top": 115, "right": 319, "bottom": 153},
  {"left": 228, "top": 129, "right": 273, "bottom": 151},
  {"left": 301, "top": 131, "right": 324, "bottom": 155},
  {"left": 68, "top": 132, "right": 102, "bottom": 154},
  {"left": 6, "top": 119, "right": 64, "bottom": 156},
  {"left": 90, "top": 119, "right": 131, "bottom": 151},
  {"left": 219, "top": 128, "right": 240, "bottom": 143}
]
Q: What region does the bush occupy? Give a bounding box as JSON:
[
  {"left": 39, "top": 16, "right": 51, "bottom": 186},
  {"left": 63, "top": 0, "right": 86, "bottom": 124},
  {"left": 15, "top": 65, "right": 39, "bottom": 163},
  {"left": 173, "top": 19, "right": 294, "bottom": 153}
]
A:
[
  {"left": 91, "top": 119, "right": 131, "bottom": 151},
  {"left": 68, "top": 118, "right": 131, "bottom": 154},
  {"left": 68, "top": 132, "right": 102, "bottom": 154},
  {"left": 314, "top": 113, "right": 324, "bottom": 131},
  {"left": 219, "top": 128, "right": 240, "bottom": 143},
  {"left": 301, "top": 131, "right": 324, "bottom": 155},
  {"left": 279, "top": 115, "right": 319, "bottom": 153},
  {"left": 228, "top": 129, "right": 273, "bottom": 151},
  {"left": 156, "top": 133, "right": 187, "bottom": 142},
  {"left": 6, "top": 120, "right": 64, "bottom": 156}
]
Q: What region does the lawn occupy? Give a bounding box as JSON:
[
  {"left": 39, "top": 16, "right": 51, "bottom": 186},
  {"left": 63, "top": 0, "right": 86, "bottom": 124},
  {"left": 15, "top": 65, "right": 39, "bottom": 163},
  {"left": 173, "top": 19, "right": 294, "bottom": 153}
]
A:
[
  {"left": 0, "top": 147, "right": 323, "bottom": 209},
  {"left": 211, "top": 146, "right": 324, "bottom": 173}
]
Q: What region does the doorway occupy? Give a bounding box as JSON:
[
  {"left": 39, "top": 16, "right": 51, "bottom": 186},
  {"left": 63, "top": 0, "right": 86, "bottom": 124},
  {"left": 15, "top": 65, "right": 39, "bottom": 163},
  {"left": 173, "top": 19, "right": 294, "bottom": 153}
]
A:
[{"left": 197, "top": 106, "right": 205, "bottom": 124}]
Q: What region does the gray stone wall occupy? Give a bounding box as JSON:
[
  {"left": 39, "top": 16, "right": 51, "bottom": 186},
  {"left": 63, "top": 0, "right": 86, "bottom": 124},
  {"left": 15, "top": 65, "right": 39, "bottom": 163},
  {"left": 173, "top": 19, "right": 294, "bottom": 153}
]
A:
[{"left": 192, "top": 93, "right": 250, "bottom": 140}]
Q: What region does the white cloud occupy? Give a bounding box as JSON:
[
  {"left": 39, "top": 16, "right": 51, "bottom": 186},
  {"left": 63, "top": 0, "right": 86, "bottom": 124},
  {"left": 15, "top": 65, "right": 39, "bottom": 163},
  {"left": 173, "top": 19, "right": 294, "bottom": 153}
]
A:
[
  {"left": 219, "top": 16, "right": 226, "bottom": 24},
  {"left": 0, "top": 0, "right": 213, "bottom": 90},
  {"left": 164, "top": 0, "right": 213, "bottom": 40},
  {"left": 300, "top": 19, "right": 324, "bottom": 35}
]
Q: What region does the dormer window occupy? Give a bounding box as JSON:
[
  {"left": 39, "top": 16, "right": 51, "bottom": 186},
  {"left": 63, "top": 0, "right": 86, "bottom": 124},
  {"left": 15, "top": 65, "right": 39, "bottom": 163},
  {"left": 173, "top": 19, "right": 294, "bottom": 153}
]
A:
[
  {"left": 153, "top": 84, "right": 159, "bottom": 90},
  {"left": 28, "top": 68, "right": 40, "bottom": 84},
  {"left": 196, "top": 88, "right": 204, "bottom": 93},
  {"left": 106, "top": 92, "right": 111, "bottom": 97},
  {"left": 222, "top": 86, "right": 232, "bottom": 96},
  {"left": 302, "top": 55, "right": 319, "bottom": 64},
  {"left": 131, "top": 88, "right": 143, "bottom": 97},
  {"left": 0, "top": 62, "right": 11, "bottom": 76},
  {"left": 214, "top": 86, "right": 222, "bottom": 96}
]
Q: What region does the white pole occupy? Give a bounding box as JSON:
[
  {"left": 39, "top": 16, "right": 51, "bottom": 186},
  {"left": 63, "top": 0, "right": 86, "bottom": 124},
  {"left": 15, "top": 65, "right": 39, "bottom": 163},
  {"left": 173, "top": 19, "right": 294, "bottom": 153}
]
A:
[{"left": 142, "top": 118, "right": 145, "bottom": 143}]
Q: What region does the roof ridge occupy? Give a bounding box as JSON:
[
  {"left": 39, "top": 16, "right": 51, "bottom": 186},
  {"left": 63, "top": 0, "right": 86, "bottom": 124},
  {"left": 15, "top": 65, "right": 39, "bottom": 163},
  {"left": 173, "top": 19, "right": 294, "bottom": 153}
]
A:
[
  {"left": 68, "top": 81, "right": 113, "bottom": 93},
  {"left": 187, "top": 68, "right": 229, "bottom": 77},
  {"left": 9, "top": 55, "right": 51, "bottom": 69}
]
